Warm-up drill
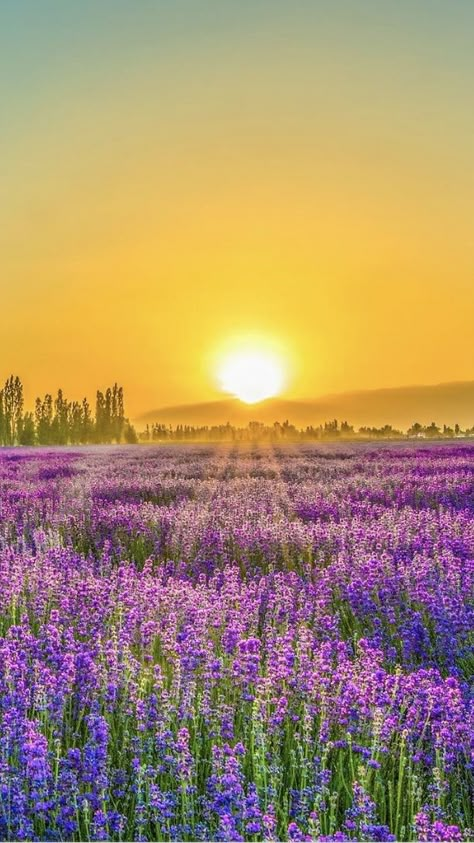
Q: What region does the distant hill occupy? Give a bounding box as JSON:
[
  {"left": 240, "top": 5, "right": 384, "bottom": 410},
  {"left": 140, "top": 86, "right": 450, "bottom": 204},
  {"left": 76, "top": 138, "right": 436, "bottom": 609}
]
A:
[{"left": 135, "top": 380, "right": 474, "bottom": 430}]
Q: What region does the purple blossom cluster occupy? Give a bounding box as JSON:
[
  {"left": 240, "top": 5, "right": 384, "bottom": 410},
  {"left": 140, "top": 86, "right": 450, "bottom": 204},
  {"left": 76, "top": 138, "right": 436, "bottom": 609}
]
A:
[{"left": 0, "top": 443, "right": 472, "bottom": 840}]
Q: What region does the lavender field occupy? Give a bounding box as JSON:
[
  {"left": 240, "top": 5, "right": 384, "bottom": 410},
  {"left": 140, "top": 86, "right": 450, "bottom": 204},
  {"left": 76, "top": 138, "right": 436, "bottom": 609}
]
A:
[{"left": 0, "top": 443, "right": 472, "bottom": 842}]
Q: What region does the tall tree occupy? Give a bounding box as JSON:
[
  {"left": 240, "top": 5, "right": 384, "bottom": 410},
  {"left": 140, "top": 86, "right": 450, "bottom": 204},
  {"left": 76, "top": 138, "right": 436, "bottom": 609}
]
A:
[
  {"left": 2, "top": 376, "right": 23, "bottom": 445},
  {"left": 18, "top": 412, "right": 36, "bottom": 445},
  {"left": 53, "top": 389, "right": 70, "bottom": 445},
  {"left": 95, "top": 391, "right": 105, "bottom": 443},
  {"left": 35, "top": 394, "right": 53, "bottom": 445},
  {"left": 81, "top": 398, "right": 93, "bottom": 443}
]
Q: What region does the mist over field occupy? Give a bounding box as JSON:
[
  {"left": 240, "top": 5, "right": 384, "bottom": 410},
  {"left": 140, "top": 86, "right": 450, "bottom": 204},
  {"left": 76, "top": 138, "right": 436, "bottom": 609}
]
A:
[{"left": 137, "top": 380, "right": 474, "bottom": 430}]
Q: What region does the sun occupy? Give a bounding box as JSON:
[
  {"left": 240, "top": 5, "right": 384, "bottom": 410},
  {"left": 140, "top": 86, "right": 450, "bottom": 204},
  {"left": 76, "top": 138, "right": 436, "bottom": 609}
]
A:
[{"left": 217, "top": 348, "right": 285, "bottom": 404}]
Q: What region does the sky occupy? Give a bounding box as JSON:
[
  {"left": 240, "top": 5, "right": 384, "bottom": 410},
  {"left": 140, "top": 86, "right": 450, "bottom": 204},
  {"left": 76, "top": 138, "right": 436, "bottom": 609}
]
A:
[{"left": 1, "top": 1, "right": 473, "bottom": 418}]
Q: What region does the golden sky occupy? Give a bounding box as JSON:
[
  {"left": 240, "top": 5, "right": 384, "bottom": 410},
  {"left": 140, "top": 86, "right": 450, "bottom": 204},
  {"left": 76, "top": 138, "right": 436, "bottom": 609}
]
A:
[{"left": 1, "top": 1, "right": 473, "bottom": 417}]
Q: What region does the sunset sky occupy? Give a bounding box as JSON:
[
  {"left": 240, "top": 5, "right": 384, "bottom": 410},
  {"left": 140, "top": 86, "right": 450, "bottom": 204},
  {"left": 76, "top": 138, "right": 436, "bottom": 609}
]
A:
[{"left": 1, "top": 1, "right": 473, "bottom": 417}]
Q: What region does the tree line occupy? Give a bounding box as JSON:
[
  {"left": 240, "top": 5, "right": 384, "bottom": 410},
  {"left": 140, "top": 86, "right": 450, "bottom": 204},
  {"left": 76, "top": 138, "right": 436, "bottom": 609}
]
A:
[
  {"left": 2, "top": 375, "right": 472, "bottom": 446},
  {"left": 0, "top": 376, "right": 137, "bottom": 446},
  {"left": 141, "top": 418, "right": 474, "bottom": 443}
]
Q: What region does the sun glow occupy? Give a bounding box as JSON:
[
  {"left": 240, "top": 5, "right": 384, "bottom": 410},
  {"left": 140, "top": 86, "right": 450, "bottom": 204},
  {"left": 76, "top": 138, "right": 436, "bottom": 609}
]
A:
[{"left": 217, "top": 348, "right": 285, "bottom": 404}]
